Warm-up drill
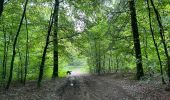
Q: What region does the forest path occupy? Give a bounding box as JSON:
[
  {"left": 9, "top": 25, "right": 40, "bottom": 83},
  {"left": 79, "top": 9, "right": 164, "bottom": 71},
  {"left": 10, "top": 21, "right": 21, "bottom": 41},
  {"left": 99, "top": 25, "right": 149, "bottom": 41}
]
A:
[
  {"left": 58, "top": 75, "right": 135, "bottom": 100},
  {"left": 1, "top": 73, "right": 170, "bottom": 100},
  {"left": 57, "top": 74, "right": 170, "bottom": 100}
]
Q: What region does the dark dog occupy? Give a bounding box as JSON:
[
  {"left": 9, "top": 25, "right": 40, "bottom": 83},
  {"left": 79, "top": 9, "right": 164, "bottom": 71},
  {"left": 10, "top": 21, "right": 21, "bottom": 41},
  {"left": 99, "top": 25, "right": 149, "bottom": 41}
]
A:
[{"left": 66, "top": 71, "right": 72, "bottom": 75}]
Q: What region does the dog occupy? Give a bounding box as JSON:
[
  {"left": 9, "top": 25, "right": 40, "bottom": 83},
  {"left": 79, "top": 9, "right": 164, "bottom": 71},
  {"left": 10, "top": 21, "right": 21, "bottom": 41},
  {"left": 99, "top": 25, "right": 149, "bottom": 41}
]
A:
[
  {"left": 66, "top": 71, "right": 72, "bottom": 75},
  {"left": 66, "top": 71, "right": 75, "bottom": 86}
]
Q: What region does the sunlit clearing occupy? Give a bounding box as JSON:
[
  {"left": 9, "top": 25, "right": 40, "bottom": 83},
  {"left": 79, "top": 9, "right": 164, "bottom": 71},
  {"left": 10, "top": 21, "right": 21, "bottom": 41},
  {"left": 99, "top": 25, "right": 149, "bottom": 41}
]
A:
[{"left": 70, "top": 68, "right": 89, "bottom": 76}]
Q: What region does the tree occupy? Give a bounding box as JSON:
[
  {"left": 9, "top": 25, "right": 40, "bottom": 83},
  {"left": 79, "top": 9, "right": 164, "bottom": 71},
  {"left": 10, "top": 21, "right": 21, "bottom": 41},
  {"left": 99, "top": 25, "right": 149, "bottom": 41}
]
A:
[
  {"left": 146, "top": 0, "right": 165, "bottom": 84},
  {"left": 37, "top": 5, "right": 55, "bottom": 87},
  {"left": 2, "top": 26, "right": 6, "bottom": 80},
  {"left": 0, "top": 0, "right": 4, "bottom": 16},
  {"left": 6, "top": 0, "right": 29, "bottom": 89},
  {"left": 24, "top": 14, "right": 29, "bottom": 85},
  {"left": 52, "top": 0, "right": 59, "bottom": 79},
  {"left": 150, "top": 0, "right": 170, "bottom": 83},
  {"left": 129, "top": 0, "right": 144, "bottom": 80}
]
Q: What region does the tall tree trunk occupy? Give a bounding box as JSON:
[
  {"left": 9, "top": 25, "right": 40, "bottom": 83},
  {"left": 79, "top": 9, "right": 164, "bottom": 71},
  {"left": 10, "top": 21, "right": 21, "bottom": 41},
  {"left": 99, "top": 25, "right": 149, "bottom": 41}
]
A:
[
  {"left": 37, "top": 8, "right": 54, "bottom": 87},
  {"left": 98, "top": 43, "right": 101, "bottom": 75},
  {"left": 150, "top": 0, "right": 170, "bottom": 82},
  {"left": 52, "top": 0, "right": 59, "bottom": 79},
  {"left": 103, "top": 54, "right": 105, "bottom": 72},
  {"left": 24, "top": 14, "right": 29, "bottom": 85},
  {"left": 147, "top": 0, "right": 166, "bottom": 84},
  {"left": 94, "top": 41, "right": 98, "bottom": 74},
  {"left": 115, "top": 55, "right": 119, "bottom": 73},
  {"left": 2, "top": 26, "right": 7, "bottom": 80},
  {"left": 18, "top": 49, "right": 23, "bottom": 83},
  {"left": 0, "top": 0, "right": 4, "bottom": 16},
  {"left": 2, "top": 34, "right": 10, "bottom": 85},
  {"left": 6, "top": 0, "right": 28, "bottom": 89},
  {"left": 109, "top": 51, "right": 111, "bottom": 73},
  {"left": 129, "top": 0, "right": 144, "bottom": 80}
]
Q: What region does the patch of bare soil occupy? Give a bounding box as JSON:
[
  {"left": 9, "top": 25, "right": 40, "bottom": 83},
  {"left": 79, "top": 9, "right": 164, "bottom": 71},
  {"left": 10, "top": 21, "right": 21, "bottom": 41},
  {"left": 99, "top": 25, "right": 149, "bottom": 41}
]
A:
[{"left": 0, "top": 73, "right": 170, "bottom": 100}]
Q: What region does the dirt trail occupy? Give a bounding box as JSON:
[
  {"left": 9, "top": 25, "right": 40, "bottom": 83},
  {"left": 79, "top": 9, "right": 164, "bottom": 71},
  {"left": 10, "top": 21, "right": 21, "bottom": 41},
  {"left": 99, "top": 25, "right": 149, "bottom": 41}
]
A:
[
  {"left": 58, "top": 75, "right": 170, "bottom": 100},
  {"left": 58, "top": 75, "right": 135, "bottom": 100},
  {"left": 1, "top": 74, "right": 170, "bottom": 100}
]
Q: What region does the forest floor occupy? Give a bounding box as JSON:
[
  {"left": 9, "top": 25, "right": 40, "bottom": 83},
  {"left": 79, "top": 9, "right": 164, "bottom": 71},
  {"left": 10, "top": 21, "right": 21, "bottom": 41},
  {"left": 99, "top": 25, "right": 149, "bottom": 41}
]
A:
[{"left": 0, "top": 73, "right": 170, "bottom": 100}]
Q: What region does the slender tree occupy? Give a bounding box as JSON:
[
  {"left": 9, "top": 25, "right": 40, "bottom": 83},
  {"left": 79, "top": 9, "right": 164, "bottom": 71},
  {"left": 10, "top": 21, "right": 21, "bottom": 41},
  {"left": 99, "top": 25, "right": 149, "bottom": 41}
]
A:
[
  {"left": 115, "top": 55, "right": 119, "bottom": 73},
  {"left": 98, "top": 43, "right": 101, "bottom": 75},
  {"left": 2, "top": 26, "right": 7, "bottom": 80},
  {"left": 52, "top": 0, "right": 59, "bottom": 79},
  {"left": 6, "top": 0, "right": 29, "bottom": 89},
  {"left": 108, "top": 51, "right": 111, "bottom": 73},
  {"left": 129, "top": 0, "right": 144, "bottom": 80},
  {"left": 38, "top": 7, "right": 55, "bottom": 87},
  {"left": 146, "top": 0, "right": 165, "bottom": 84},
  {"left": 150, "top": 0, "right": 170, "bottom": 82},
  {"left": 2, "top": 31, "right": 10, "bottom": 84},
  {"left": 24, "top": 14, "right": 29, "bottom": 85},
  {"left": 18, "top": 48, "right": 23, "bottom": 83}
]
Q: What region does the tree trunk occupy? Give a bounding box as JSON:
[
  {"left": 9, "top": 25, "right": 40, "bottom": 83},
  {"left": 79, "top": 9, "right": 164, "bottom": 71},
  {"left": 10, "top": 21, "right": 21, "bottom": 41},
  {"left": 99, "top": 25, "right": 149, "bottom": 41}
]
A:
[
  {"left": 147, "top": 0, "right": 166, "bottom": 84},
  {"left": 6, "top": 0, "right": 28, "bottom": 89},
  {"left": 52, "top": 0, "right": 59, "bottom": 79},
  {"left": 109, "top": 51, "right": 111, "bottom": 73},
  {"left": 18, "top": 49, "right": 23, "bottom": 83},
  {"left": 94, "top": 41, "right": 98, "bottom": 74},
  {"left": 37, "top": 8, "right": 54, "bottom": 87},
  {"left": 2, "top": 26, "right": 7, "bottom": 80},
  {"left": 115, "top": 55, "right": 119, "bottom": 73},
  {"left": 129, "top": 0, "right": 144, "bottom": 80},
  {"left": 102, "top": 52, "right": 106, "bottom": 69},
  {"left": 24, "top": 14, "right": 29, "bottom": 85},
  {"left": 0, "top": 0, "right": 4, "bottom": 16},
  {"left": 150, "top": 0, "right": 170, "bottom": 82},
  {"left": 2, "top": 34, "right": 10, "bottom": 86},
  {"left": 98, "top": 43, "right": 101, "bottom": 75}
]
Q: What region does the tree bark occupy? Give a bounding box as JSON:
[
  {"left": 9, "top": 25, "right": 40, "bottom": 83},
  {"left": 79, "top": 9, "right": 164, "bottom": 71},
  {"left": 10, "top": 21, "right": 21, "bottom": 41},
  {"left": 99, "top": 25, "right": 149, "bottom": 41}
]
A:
[
  {"left": 2, "top": 26, "right": 7, "bottom": 80},
  {"left": 115, "top": 55, "right": 119, "bottom": 73},
  {"left": 109, "top": 51, "right": 111, "bottom": 73},
  {"left": 0, "top": 0, "right": 4, "bottom": 16},
  {"left": 129, "top": 0, "right": 144, "bottom": 80},
  {"left": 52, "top": 0, "right": 59, "bottom": 79},
  {"left": 103, "top": 54, "right": 105, "bottom": 72},
  {"left": 98, "top": 43, "right": 101, "bottom": 75},
  {"left": 6, "top": 0, "right": 29, "bottom": 89}
]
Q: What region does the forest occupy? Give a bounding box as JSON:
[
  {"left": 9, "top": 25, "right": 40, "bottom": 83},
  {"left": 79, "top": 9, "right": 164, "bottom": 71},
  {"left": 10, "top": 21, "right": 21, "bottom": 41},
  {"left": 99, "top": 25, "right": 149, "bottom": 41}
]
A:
[{"left": 0, "top": 0, "right": 170, "bottom": 100}]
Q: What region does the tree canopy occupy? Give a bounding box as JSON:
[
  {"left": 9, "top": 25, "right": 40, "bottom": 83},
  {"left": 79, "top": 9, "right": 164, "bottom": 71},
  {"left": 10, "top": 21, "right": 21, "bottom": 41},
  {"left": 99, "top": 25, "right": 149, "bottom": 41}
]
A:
[{"left": 0, "top": 0, "right": 170, "bottom": 89}]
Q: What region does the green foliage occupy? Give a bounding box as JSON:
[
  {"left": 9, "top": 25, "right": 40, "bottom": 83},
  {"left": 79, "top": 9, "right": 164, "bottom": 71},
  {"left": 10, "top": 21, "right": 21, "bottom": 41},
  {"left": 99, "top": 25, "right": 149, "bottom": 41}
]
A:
[{"left": 0, "top": 0, "right": 170, "bottom": 84}]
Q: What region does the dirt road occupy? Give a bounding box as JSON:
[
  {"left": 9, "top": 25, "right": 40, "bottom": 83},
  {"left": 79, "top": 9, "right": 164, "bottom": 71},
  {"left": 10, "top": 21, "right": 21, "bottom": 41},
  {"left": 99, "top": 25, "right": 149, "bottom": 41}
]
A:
[
  {"left": 1, "top": 74, "right": 170, "bottom": 100},
  {"left": 58, "top": 76, "right": 134, "bottom": 100},
  {"left": 57, "top": 75, "right": 170, "bottom": 100}
]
